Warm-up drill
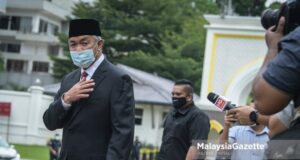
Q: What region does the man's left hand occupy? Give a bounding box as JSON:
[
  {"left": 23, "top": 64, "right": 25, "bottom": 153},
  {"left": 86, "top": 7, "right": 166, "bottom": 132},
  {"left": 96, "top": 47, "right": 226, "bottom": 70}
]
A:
[
  {"left": 265, "top": 17, "right": 285, "bottom": 51},
  {"left": 228, "top": 106, "right": 255, "bottom": 125}
]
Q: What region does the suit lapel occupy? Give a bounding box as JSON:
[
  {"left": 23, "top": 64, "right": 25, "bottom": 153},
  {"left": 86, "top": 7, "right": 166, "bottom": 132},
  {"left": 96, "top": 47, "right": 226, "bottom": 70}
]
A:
[
  {"left": 68, "top": 59, "right": 108, "bottom": 125},
  {"left": 64, "top": 69, "right": 81, "bottom": 92},
  {"left": 89, "top": 59, "right": 108, "bottom": 97}
]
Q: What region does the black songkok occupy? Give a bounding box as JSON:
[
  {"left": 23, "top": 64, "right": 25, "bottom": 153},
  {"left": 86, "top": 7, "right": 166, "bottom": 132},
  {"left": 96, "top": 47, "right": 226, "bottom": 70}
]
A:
[{"left": 68, "top": 19, "right": 101, "bottom": 38}]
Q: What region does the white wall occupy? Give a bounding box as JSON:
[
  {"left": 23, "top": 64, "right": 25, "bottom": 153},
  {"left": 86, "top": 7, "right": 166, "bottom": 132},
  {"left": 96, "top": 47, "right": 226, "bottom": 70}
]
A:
[
  {"left": 0, "top": 88, "right": 171, "bottom": 146},
  {"left": 21, "top": 43, "right": 50, "bottom": 62},
  {"left": 198, "top": 15, "right": 267, "bottom": 111},
  {"left": 135, "top": 104, "right": 171, "bottom": 147},
  {"left": 0, "top": 87, "right": 59, "bottom": 145}
]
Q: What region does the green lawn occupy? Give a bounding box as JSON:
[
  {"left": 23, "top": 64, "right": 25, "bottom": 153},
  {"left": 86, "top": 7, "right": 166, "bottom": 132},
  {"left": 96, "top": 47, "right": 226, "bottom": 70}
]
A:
[{"left": 14, "top": 144, "right": 49, "bottom": 160}]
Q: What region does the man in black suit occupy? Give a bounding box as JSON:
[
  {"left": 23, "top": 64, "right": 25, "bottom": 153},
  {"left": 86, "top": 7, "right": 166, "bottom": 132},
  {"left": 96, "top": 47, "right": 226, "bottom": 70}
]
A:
[{"left": 43, "top": 19, "right": 135, "bottom": 160}]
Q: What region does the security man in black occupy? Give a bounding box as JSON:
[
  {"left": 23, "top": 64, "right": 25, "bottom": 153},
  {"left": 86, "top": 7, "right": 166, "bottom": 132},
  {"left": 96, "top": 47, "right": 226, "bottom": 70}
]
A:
[
  {"left": 158, "top": 79, "right": 210, "bottom": 160},
  {"left": 48, "top": 134, "right": 61, "bottom": 160}
]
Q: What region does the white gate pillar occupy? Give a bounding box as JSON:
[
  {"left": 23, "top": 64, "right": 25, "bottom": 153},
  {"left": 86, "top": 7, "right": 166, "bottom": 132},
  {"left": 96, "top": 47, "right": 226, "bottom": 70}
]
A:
[{"left": 26, "top": 85, "right": 44, "bottom": 144}]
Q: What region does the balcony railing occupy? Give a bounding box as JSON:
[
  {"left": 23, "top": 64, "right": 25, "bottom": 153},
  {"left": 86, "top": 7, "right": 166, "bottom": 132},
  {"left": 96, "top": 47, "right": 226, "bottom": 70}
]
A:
[
  {"left": 0, "top": 29, "right": 59, "bottom": 44},
  {"left": 6, "top": 0, "right": 72, "bottom": 20}
]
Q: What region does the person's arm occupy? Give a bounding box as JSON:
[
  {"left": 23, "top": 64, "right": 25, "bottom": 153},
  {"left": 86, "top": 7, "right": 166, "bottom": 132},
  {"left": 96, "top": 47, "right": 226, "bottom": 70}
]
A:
[
  {"left": 43, "top": 77, "right": 69, "bottom": 130},
  {"left": 185, "top": 146, "right": 198, "bottom": 160},
  {"left": 43, "top": 76, "right": 95, "bottom": 130},
  {"left": 268, "top": 114, "right": 288, "bottom": 138},
  {"left": 219, "top": 126, "right": 230, "bottom": 144},
  {"left": 185, "top": 112, "right": 210, "bottom": 160},
  {"left": 257, "top": 114, "right": 270, "bottom": 126},
  {"left": 50, "top": 148, "right": 57, "bottom": 156},
  {"left": 219, "top": 113, "right": 235, "bottom": 144},
  {"left": 268, "top": 104, "right": 294, "bottom": 138},
  {"left": 217, "top": 113, "right": 235, "bottom": 159},
  {"left": 228, "top": 105, "right": 270, "bottom": 125},
  {"left": 253, "top": 79, "right": 291, "bottom": 115},
  {"left": 106, "top": 75, "right": 135, "bottom": 160},
  {"left": 47, "top": 140, "right": 57, "bottom": 155},
  {"left": 252, "top": 17, "right": 292, "bottom": 115}
]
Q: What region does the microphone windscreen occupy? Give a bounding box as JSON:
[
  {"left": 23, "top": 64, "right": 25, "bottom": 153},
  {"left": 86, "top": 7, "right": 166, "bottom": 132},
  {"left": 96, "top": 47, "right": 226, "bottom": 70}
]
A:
[
  {"left": 207, "top": 92, "right": 229, "bottom": 111},
  {"left": 207, "top": 92, "right": 218, "bottom": 103}
]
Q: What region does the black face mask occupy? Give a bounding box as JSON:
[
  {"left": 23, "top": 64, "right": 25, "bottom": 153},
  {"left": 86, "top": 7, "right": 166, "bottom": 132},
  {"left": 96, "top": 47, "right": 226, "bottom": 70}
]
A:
[{"left": 172, "top": 97, "right": 187, "bottom": 109}]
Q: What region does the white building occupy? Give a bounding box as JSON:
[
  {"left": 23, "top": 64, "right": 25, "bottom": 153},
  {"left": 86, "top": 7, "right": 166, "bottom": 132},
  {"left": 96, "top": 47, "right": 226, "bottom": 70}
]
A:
[
  {"left": 0, "top": 0, "right": 74, "bottom": 87},
  {"left": 198, "top": 15, "right": 266, "bottom": 109},
  {"left": 194, "top": 15, "right": 268, "bottom": 159},
  {"left": 196, "top": 15, "right": 267, "bottom": 145}
]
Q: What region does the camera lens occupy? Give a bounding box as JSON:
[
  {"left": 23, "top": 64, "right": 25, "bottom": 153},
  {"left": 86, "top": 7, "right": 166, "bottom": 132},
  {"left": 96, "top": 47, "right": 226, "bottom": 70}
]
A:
[{"left": 261, "top": 9, "right": 280, "bottom": 30}]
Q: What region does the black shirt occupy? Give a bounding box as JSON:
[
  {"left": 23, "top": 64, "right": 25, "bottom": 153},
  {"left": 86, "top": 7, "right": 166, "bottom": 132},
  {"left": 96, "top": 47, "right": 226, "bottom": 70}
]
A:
[
  {"left": 158, "top": 104, "right": 210, "bottom": 160},
  {"left": 263, "top": 26, "right": 300, "bottom": 107}
]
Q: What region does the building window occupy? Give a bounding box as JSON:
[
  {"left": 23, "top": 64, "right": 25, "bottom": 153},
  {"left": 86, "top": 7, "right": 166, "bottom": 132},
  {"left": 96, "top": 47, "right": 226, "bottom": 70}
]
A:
[
  {"left": 39, "top": 20, "right": 48, "bottom": 34},
  {"left": 135, "top": 108, "right": 143, "bottom": 125},
  {"left": 32, "top": 61, "right": 49, "bottom": 72},
  {"left": 48, "top": 23, "right": 59, "bottom": 35},
  {"left": 0, "top": 16, "right": 31, "bottom": 32},
  {"left": 10, "top": 16, "right": 21, "bottom": 31},
  {"left": 19, "top": 17, "right": 32, "bottom": 33},
  {"left": 39, "top": 19, "right": 59, "bottom": 35},
  {"left": 0, "top": 16, "right": 9, "bottom": 29},
  {"left": 6, "top": 60, "right": 26, "bottom": 72},
  {"left": 0, "top": 43, "right": 21, "bottom": 53},
  {"left": 7, "top": 44, "right": 21, "bottom": 53}
]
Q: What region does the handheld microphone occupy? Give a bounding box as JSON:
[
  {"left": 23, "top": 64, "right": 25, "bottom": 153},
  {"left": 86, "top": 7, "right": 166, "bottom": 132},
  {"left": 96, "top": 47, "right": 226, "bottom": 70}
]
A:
[{"left": 207, "top": 92, "right": 236, "bottom": 111}]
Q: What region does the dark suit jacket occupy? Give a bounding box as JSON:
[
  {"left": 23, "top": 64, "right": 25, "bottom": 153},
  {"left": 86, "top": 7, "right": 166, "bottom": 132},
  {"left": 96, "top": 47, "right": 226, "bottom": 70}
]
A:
[{"left": 43, "top": 59, "right": 135, "bottom": 160}]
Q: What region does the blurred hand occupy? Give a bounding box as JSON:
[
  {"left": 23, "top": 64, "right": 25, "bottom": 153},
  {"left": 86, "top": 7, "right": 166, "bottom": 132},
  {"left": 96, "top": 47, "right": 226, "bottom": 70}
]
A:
[
  {"left": 224, "top": 111, "right": 236, "bottom": 128},
  {"left": 51, "top": 149, "right": 57, "bottom": 155},
  {"left": 63, "top": 79, "right": 95, "bottom": 104},
  {"left": 228, "top": 105, "right": 255, "bottom": 125},
  {"left": 266, "top": 17, "right": 285, "bottom": 51}
]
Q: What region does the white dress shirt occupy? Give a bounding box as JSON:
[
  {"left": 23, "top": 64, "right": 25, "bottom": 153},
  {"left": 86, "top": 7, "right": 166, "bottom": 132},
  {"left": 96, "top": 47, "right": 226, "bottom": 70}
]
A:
[{"left": 61, "top": 54, "right": 105, "bottom": 109}]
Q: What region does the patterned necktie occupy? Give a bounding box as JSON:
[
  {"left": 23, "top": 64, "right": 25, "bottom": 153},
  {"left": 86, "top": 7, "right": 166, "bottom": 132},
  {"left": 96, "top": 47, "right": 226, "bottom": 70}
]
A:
[{"left": 81, "top": 71, "right": 88, "bottom": 81}]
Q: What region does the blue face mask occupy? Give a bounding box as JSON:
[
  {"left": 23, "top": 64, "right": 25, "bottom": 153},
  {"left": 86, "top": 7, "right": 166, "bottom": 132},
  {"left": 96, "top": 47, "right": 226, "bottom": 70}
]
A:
[{"left": 70, "top": 49, "right": 95, "bottom": 69}]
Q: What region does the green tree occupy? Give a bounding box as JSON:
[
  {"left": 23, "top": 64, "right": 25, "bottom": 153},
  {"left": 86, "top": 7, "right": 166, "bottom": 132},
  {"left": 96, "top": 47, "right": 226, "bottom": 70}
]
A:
[
  {"left": 117, "top": 17, "right": 210, "bottom": 92},
  {"left": 51, "top": 0, "right": 219, "bottom": 93},
  {"left": 216, "top": 0, "right": 266, "bottom": 16},
  {"left": 50, "top": 33, "right": 77, "bottom": 79},
  {"left": 269, "top": 2, "right": 282, "bottom": 9},
  {"left": 72, "top": 0, "right": 218, "bottom": 58},
  {"left": 233, "top": 0, "right": 266, "bottom": 16}
]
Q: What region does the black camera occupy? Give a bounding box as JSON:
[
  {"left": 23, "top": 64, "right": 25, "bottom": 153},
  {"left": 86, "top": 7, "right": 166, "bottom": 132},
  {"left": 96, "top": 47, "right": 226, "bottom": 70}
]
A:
[{"left": 261, "top": 0, "right": 300, "bottom": 35}]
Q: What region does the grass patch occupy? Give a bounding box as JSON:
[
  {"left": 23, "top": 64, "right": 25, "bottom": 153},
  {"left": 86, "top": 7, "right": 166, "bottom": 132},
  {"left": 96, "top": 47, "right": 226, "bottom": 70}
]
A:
[{"left": 13, "top": 144, "right": 49, "bottom": 160}]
